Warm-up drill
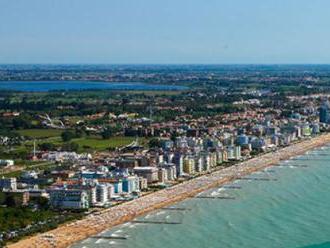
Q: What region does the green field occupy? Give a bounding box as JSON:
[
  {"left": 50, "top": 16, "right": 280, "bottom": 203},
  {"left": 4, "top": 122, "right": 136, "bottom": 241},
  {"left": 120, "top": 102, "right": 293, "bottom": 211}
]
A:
[
  {"left": 17, "top": 129, "right": 63, "bottom": 139},
  {"left": 0, "top": 170, "right": 23, "bottom": 178},
  {"left": 73, "top": 136, "right": 137, "bottom": 151},
  {"left": 120, "top": 90, "right": 184, "bottom": 96},
  {"left": 13, "top": 129, "right": 148, "bottom": 153}
]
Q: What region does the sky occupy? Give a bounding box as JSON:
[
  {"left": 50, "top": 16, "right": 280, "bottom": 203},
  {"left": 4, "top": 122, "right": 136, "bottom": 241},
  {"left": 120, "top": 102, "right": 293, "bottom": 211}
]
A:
[{"left": 0, "top": 0, "right": 330, "bottom": 64}]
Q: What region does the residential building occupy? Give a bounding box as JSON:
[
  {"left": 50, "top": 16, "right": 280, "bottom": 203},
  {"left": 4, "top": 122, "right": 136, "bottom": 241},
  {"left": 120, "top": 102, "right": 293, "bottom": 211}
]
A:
[{"left": 49, "top": 189, "right": 89, "bottom": 209}]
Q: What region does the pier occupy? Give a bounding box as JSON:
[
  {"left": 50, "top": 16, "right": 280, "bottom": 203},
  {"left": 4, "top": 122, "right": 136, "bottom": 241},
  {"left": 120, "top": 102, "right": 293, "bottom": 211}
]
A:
[
  {"left": 161, "top": 207, "right": 191, "bottom": 211},
  {"left": 222, "top": 185, "right": 242, "bottom": 189},
  {"left": 277, "top": 164, "right": 308, "bottom": 168},
  {"left": 292, "top": 158, "right": 330, "bottom": 161},
  {"left": 131, "top": 220, "right": 182, "bottom": 225},
  {"left": 238, "top": 177, "right": 278, "bottom": 181},
  {"left": 290, "top": 164, "right": 308, "bottom": 168},
  {"left": 263, "top": 169, "right": 275, "bottom": 173},
  {"left": 311, "top": 153, "right": 329, "bottom": 156},
  {"left": 91, "top": 235, "right": 127, "bottom": 240},
  {"left": 193, "top": 196, "right": 236, "bottom": 200}
]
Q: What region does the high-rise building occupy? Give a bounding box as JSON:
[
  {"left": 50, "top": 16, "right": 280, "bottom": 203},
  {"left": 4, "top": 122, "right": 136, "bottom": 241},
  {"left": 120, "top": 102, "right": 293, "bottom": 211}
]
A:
[
  {"left": 96, "top": 184, "right": 108, "bottom": 204},
  {"left": 173, "top": 153, "right": 184, "bottom": 177},
  {"left": 236, "top": 134, "right": 249, "bottom": 146},
  {"left": 122, "top": 176, "right": 139, "bottom": 193},
  {"left": 49, "top": 189, "right": 89, "bottom": 209},
  {"left": 0, "top": 177, "right": 17, "bottom": 191},
  {"left": 320, "top": 101, "right": 330, "bottom": 124},
  {"left": 183, "top": 157, "right": 195, "bottom": 174},
  {"left": 158, "top": 168, "right": 167, "bottom": 183}
]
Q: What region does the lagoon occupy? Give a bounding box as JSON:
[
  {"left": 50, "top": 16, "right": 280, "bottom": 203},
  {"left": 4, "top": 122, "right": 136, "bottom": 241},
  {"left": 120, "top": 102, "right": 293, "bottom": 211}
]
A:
[{"left": 0, "top": 81, "right": 188, "bottom": 92}]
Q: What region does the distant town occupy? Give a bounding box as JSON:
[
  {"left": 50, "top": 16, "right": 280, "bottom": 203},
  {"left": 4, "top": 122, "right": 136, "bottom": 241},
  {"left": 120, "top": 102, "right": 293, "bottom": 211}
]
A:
[{"left": 1, "top": 65, "right": 330, "bottom": 245}]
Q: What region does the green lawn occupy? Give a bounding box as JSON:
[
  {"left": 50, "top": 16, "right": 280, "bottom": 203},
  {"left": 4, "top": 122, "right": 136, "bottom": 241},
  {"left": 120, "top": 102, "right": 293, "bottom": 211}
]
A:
[
  {"left": 15, "top": 130, "right": 147, "bottom": 152},
  {"left": 1, "top": 170, "right": 23, "bottom": 178},
  {"left": 17, "top": 129, "right": 63, "bottom": 139},
  {"left": 121, "top": 90, "right": 184, "bottom": 95},
  {"left": 73, "top": 136, "right": 137, "bottom": 151}
]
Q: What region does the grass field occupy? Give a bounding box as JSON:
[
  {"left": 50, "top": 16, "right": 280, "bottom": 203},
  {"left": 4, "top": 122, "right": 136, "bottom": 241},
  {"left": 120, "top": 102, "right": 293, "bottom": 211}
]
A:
[
  {"left": 119, "top": 90, "right": 184, "bottom": 95},
  {"left": 73, "top": 136, "right": 137, "bottom": 151},
  {"left": 14, "top": 129, "right": 148, "bottom": 152},
  {"left": 17, "top": 129, "right": 63, "bottom": 139},
  {"left": 1, "top": 170, "right": 23, "bottom": 178}
]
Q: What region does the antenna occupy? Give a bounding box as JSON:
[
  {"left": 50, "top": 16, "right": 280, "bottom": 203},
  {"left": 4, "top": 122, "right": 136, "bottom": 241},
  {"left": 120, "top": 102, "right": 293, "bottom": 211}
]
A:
[
  {"left": 148, "top": 105, "right": 153, "bottom": 120},
  {"left": 33, "top": 139, "right": 36, "bottom": 157},
  {"left": 148, "top": 97, "right": 154, "bottom": 120},
  {"left": 33, "top": 139, "right": 37, "bottom": 160}
]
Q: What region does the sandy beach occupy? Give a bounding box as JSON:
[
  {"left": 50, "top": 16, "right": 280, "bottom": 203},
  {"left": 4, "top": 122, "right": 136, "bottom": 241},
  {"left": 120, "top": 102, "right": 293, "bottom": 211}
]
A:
[{"left": 8, "top": 133, "right": 330, "bottom": 248}]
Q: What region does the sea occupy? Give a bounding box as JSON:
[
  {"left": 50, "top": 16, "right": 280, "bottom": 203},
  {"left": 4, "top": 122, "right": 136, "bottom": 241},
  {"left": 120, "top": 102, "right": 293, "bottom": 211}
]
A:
[
  {"left": 0, "top": 81, "right": 188, "bottom": 92},
  {"left": 72, "top": 144, "right": 330, "bottom": 248}
]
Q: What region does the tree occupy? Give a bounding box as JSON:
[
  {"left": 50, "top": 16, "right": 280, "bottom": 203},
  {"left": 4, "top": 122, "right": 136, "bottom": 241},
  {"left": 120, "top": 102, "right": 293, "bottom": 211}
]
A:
[
  {"left": 12, "top": 117, "right": 32, "bottom": 130},
  {"left": 34, "top": 197, "right": 49, "bottom": 210},
  {"left": 38, "top": 143, "right": 55, "bottom": 151},
  {"left": 0, "top": 192, "right": 6, "bottom": 205},
  {"left": 148, "top": 138, "right": 161, "bottom": 148},
  {"left": 5, "top": 195, "right": 16, "bottom": 207},
  {"left": 75, "top": 128, "right": 85, "bottom": 138},
  {"left": 101, "top": 128, "right": 112, "bottom": 139},
  {"left": 61, "top": 130, "right": 75, "bottom": 142},
  {"left": 62, "top": 142, "right": 79, "bottom": 152}
]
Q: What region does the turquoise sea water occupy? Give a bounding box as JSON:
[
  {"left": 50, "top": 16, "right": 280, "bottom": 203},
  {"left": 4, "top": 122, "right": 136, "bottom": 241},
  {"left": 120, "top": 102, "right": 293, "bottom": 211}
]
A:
[
  {"left": 73, "top": 145, "right": 330, "bottom": 248},
  {"left": 0, "top": 81, "right": 188, "bottom": 92}
]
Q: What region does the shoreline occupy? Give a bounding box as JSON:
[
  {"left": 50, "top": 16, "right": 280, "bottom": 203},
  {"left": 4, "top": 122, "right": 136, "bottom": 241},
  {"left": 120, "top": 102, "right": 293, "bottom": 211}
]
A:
[{"left": 8, "top": 133, "right": 330, "bottom": 248}]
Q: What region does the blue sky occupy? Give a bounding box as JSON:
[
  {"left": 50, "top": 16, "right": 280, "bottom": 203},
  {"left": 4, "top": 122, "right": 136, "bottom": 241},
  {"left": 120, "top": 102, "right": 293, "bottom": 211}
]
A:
[{"left": 0, "top": 0, "right": 330, "bottom": 64}]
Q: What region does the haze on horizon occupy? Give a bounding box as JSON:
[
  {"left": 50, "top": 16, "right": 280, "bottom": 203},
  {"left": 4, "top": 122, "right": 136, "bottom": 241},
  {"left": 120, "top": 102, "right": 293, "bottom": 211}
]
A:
[{"left": 1, "top": 0, "right": 330, "bottom": 65}]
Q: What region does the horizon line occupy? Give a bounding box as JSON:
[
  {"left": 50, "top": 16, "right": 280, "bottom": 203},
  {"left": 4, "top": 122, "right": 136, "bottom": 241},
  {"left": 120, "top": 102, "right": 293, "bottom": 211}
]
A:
[{"left": 2, "top": 63, "right": 330, "bottom": 66}]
